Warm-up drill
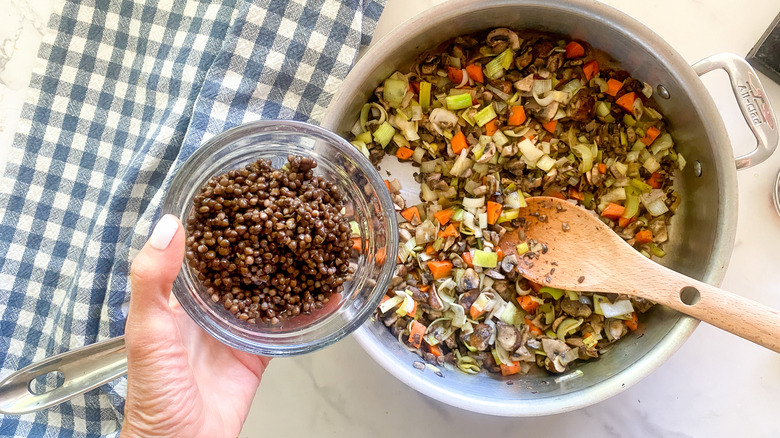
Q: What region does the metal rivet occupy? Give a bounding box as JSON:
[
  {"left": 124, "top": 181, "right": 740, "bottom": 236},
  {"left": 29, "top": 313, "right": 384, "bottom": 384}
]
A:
[
  {"left": 656, "top": 85, "right": 670, "bottom": 99},
  {"left": 693, "top": 160, "right": 702, "bottom": 177}
]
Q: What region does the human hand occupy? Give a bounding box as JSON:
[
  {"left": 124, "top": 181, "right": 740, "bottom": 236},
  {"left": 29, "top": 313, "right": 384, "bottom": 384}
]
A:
[{"left": 122, "top": 214, "right": 271, "bottom": 437}]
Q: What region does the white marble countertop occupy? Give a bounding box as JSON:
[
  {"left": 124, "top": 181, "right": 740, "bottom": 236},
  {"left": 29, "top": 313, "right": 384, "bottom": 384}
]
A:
[{"left": 2, "top": 0, "right": 779, "bottom": 436}]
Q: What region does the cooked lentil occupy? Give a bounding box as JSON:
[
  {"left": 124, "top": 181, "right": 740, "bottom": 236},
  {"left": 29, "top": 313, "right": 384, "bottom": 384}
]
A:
[{"left": 185, "top": 155, "right": 353, "bottom": 324}]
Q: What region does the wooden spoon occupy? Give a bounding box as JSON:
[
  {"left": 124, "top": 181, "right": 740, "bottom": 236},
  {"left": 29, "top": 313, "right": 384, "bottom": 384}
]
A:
[{"left": 498, "top": 196, "right": 780, "bottom": 353}]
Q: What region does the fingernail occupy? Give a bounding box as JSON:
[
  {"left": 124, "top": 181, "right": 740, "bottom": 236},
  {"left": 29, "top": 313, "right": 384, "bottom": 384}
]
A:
[{"left": 149, "top": 214, "right": 179, "bottom": 250}]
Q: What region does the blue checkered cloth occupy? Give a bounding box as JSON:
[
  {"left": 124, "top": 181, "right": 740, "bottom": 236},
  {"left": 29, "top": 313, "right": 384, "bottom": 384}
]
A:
[{"left": 0, "top": 0, "right": 385, "bottom": 435}]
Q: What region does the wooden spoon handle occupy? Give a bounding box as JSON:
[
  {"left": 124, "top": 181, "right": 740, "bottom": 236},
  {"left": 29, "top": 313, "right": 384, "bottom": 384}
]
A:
[{"left": 636, "top": 266, "right": 780, "bottom": 353}]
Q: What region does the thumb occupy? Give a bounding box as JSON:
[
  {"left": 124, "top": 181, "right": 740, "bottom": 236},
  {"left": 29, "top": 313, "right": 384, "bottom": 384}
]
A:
[{"left": 129, "top": 214, "right": 186, "bottom": 319}]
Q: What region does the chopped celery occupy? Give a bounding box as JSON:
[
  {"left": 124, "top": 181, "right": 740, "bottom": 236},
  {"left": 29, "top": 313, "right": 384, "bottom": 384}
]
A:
[
  {"left": 556, "top": 318, "right": 583, "bottom": 340},
  {"left": 572, "top": 144, "right": 594, "bottom": 172},
  {"left": 474, "top": 105, "right": 497, "bottom": 127},
  {"left": 379, "top": 295, "right": 404, "bottom": 313},
  {"left": 582, "top": 191, "right": 594, "bottom": 208},
  {"left": 539, "top": 286, "right": 565, "bottom": 300},
  {"left": 419, "top": 81, "right": 432, "bottom": 111},
  {"left": 351, "top": 140, "right": 370, "bottom": 159},
  {"left": 472, "top": 249, "right": 498, "bottom": 268},
  {"left": 515, "top": 242, "right": 529, "bottom": 255},
  {"left": 648, "top": 242, "right": 667, "bottom": 258},
  {"left": 593, "top": 294, "right": 608, "bottom": 315},
  {"left": 355, "top": 131, "right": 372, "bottom": 144},
  {"left": 446, "top": 93, "right": 473, "bottom": 111},
  {"left": 485, "top": 49, "right": 514, "bottom": 79},
  {"left": 583, "top": 333, "right": 598, "bottom": 349},
  {"left": 383, "top": 78, "right": 407, "bottom": 108},
  {"left": 372, "top": 121, "right": 396, "bottom": 148},
  {"left": 630, "top": 178, "right": 653, "bottom": 192},
  {"left": 536, "top": 154, "right": 556, "bottom": 172},
  {"left": 545, "top": 328, "right": 558, "bottom": 339},
  {"left": 595, "top": 101, "right": 611, "bottom": 117},
  {"left": 350, "top": 221, "right": 361, "bottom": 237},
  {"left": 623, "top": 185, "right": 640, "bottom": 219},
  {"left": 623, "top": 114, "right": 637, "bottom": 126}
]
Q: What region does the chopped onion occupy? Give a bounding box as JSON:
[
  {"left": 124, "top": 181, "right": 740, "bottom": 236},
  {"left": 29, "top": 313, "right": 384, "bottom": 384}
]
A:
[
  {"left": 463, "top": 196, "right": 486, "bottom": 209},
  {"left": 599, "top": 300, "right": 634, "bottom": 318},
  {"left": 518, "top": 138, "right": 544, "bottom": 162}
]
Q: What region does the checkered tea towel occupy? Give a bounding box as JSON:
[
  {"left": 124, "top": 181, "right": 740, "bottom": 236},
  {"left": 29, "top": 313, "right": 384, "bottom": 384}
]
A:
[{"left": 0, "top": 0, "right": 385, "bottom": 436}]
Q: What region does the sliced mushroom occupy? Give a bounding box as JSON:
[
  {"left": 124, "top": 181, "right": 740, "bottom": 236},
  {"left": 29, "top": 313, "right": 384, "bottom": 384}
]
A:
[
  {"left": 608, "top": 319, "right": 626, "bottom": 341},
  {"left": 398, "top": 228, "right": 412, "bottom": 242},
  {"left": 470, "top": 323, "right": 494, "bottom": 351},
  {"left": 434, "top": 180, "right": 450, "bottom": 192},
  {"left": 541, "top": 338, "right": 571, "bottom": 373},
  {"left": 546, "top": 52, "right": 565, "bottom": 73},
  {"left": 500, "top": 254, "right": 518, "bottom": 273},
  {"left": 496, "top": 322, "right": 518, "bottom": 351},
  {"left": 428, "top": 287, "right": 445, "bottom": 311},
  {"left": 648, "top": 217, "right": 668, "bottom": 243},
  {"left": 429, "top": 108, "right": 460, "bottom": 131},
  {"left": 505, "top": 159, "right": 526, "bottom": 176},
  {"left": 424, "top": 172, "right": 442, "bottom": 187},
  {"left": 458, "top": 268, "right": 480, "bottom": 292},
  {"left": 513, "top": 74, "right": 535, "bottom": 93},
  {"left": 561, "top": 297, "right": 593, "bottom": 318},
  {"left": 391, "top": 193, "right": 406, "bottom": 211},
  {"left": 485, "top": 269, "right": 506, "bottom": 280},
  {"left": 381, "top": 311, "right": 398, "bottom": 327},
  {"left": 566, "top": 88, "right": 596, "bottom": 122},
  {"left": 472, "top": 185, "right": 488, "bottom": 196},
  {"left": 486, "top": 28, "right": 521, "bottom": 51},
  {"left": 500, "top": 143, "right": 518, "bottom": 158},
  {"left": 476, "top": 142, "right": 497, "bottom": 163},
  {"left": 415, "top": 53, "right": 440, "bottom": 76},
  {"left": 458, "top": 289, "right": 481, "bottom": 312},
  {"left": 514, "top": 50, "right": 533, "bottom": 71}
]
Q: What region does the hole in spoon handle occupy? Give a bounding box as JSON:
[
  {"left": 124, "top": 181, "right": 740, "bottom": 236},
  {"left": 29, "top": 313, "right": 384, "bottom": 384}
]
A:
[{"left": 679, "top": 286, "right": 701, "bottom": 306}]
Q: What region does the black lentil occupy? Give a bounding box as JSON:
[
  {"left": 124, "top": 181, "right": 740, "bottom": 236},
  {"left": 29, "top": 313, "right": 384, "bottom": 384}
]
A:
[{"left": 185, "top": 155, "right": 354, "bottom": 325}]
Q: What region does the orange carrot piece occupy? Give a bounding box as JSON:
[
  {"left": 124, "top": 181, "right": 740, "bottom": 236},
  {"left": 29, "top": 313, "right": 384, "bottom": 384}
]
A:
[
  {"left": 544, "top": 189, "right": 566, "bottom": 200},
  {"left": 635, "top": 229, "right": 654, "bottom": 244},
  {"left": 641, "top": 125, "right": 661, "bottom": 145},
  {"left": 625, "top": 312, "right": 639, "bottom": 331},
  {"left": 602, "top": 203, "right": 625, "bottom": 220},
  {"left": 582, "top": 60, "right": 599, "bottom": 81},
  {"left": 565, "top": 41, "right": 585, "bottom": 59},
  {"left": 381, "top": 295, "right": 391, "bottom": 305},
  {"left": 507, "top": 105, "right": 527, "bottom": 126},
  {"left": 425, "top": 243, "right": 436, "bottom": 255},
  {"left": 465, "top": 64, "right": 484, "bottom": 83},
  {"left": 396, "top": 146, "right": 414, "bottom": 160},
  {"left": 437, "top": 223, "right": 459, "bottom": 238},
  {"left": 618, "top": 216, "right": 636, "bottom": 228},
  {"left": 486, "top": 201, "right": 503, "bottom": 225},
  {"left": 597, "top": 163, "right": 607, "bottom": 174},
  {"left": 569, "top": 187, "right": 585, "bottom": 201},
  {"left": 427, "top": 343, "right": 443, "bottom": 357},
  {"left": 408, "top": 320, "right": 426, "bottom": 348},
  {"left": 616, "top": 92, "right": 637, "bottom": 114},
  {"left": 352, "top": 237, "right": 362, "bottom": 251},
  {"left": 375, "top": 247, "right": 386, "bottom": 265},
  {"left": 462, "top": 251, "right": 474, "bottom": 268},
  {"left": 433, "top": 208, "right": 454, "bottom": 225},
  {"left": 384, "top": 180, "right": 391, "bottom": 191},
  {"left": 427, "top": 260, "right": 453, "bottom": 280},
  {"left": 606, "top": 79, "right": 623, "bottom": 97},
  {"left": 469, "top": 302, "right": 486, "bottom": 319},
  {"left": 400, "top": 206, "right": 420, "bottom": 223},
  {"left": 496, "top": 247, "right": 504, "bottom": 261},
  {"left": 647, "top": 172, "right": 663, "bottom": 189},
  {"left": 500, "top": 361, "right": 522, "bottom": 376},
  {"left": 529, "top": 281, "right": 543, "bottom": 293},
  {"left": 447, "top": 66, "right": 464, "bottom": 84},
  {"left": 542, "top": 120, "right": 557, "bottom": 133},
  {"left": 518, "top": 295, "right": 539, "bottom": 313},
  {"left": 451, "top": 131, "right": 468, "bottom": 154},
  {"left": 524, "top": 317, "right": 543, "bottom": 336},
  {"left": 484, "top": 119, "right": 498, "bottom": 136}
]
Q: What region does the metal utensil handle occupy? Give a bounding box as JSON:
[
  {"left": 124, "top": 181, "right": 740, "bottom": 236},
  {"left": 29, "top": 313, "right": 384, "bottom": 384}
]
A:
[
  {"left": 0, "top": 336, "right": 127, "bottom": 415},
  {"left": 693, "top": 53, "right": 778, "bottom": 170}
]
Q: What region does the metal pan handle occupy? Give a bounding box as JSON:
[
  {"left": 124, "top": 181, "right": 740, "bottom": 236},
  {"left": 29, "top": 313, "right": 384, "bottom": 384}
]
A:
[
  {"left": 693, "top": 53, "right": 778, "bottom": 170},
  {"left": 0, "top": 336, "right": 127, "bottom": 415}
]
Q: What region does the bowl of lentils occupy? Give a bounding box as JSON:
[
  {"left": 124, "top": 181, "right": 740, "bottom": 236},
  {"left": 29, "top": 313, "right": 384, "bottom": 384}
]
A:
[{"left": 162, "top": 120, "right": 398, "bottom": 356}]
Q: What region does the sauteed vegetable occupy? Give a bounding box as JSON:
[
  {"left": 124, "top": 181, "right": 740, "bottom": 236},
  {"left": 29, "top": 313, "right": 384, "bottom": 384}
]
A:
[{"left": 347, "top": 29, "right": 684, "bottom": 376}]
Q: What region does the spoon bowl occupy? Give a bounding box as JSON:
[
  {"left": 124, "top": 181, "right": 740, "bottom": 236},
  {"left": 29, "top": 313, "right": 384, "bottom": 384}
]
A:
[{"left": 499, "top": 196, "right": 780, "bottom": 353}]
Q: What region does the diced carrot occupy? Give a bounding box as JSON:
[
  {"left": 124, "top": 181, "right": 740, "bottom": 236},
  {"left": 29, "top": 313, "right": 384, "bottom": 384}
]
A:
[
  {"left": 542, "top": 120, "right": 557, "bottom": 133},
  {"left": 496, "top": 247, "right": 504, "bottom": 261},
  {"left": 518, "top": 295, "right": 539, "bottom": 313},
  {"left": 484, "top": 119, "right": 498, "bottom": 136},
  {"left": 616, "top": 92, "right": 637, "bottom": 114},
  {"left": 500, "top": 361, "right": 522, "bottom": 376},
  {"left": 486, "top": 201, "right": 502, "bottom": 225},
  {"left": 565, "top": 41, "right": 585, "bottom": 59},
  {"left": 625, "top": 312, "right": 639, "bottom": 331},
  {"left": 425, "top": 243, "right": 436, "bottom": 255},
  {"left": 447, "top": 66, "right": 464, "bottom": 84},
  {"left": 408, "top": 320, "right": 426, "bottom": 348},
  {"left": 400, "top": 206, "right": 420, "bottom": 223},
  {"left": 618, "top": 216, "right": 636, "bottom": 228},
  {"left": 410, "top": 81, "right": 420, "bottom": 94},
  {"left": 451, "top": 131, "right": 468, "bottom": 154},
  {"left": 396, "top": 146, "right": 414, "bottom": 160},
  {"left": 384, "top": 179, "right": 391, "bottom": 191},
  {"left": 376, "top": 247, "right": 386, "bottom": 264},
  {"left": 597, "top": 163, "right": 607, "bottom": 174},
  {"left": 635, "top": 229, "right": 654, "bottom": 244},
  {"left": 419, "top": 285, "right": 431, "bottom": 293},
  {"left": 352, "top": 237, "right": 362, "bottom": 251},
  {"left": 544, "top": 189, "right": 566, "bottom": 200},
  {"left": 381, "top": 295, "right": 391, "bottom": 305},
  {"left": 433, "top": 208, "right": 454, "bottom": 226},
  {"left": 582, "top": 60, "right": 599, "bottom": 81},
  {"left": 427, "top": 260, "right": 453, "bottom": 280},
  {"left": 647, "top": 172, "right": 664, "bottom": 189},
  {"left": 606, "top": 79, "right": 623, "bottom": 97},
  {"left": 470, "top": 301, "right": 486, "bottom": 319},
  {"left": 462, "top": 251, "right": 474, "bottom": 268},
  {"left": 438, "top": 223, "right": 459, "bottom": 238},
  {"left": 426, "top": 342, "right": 443, "bottom": 357},
  {"left": 529, "top": 281, "right": 543, "bottom": 293},
  {"left": 641, "top": 125, "right": 661, "bottom": 145},
  {"left": 507, "top": 105, "right": 527, "bottom": 126},
  {"left": 602, "top": 203, "right": 625, "bottom": 220},
  {"left": 569, "top": 186, "right": 585, "bottom": 201},
  {"left": 465, "top": 64, "right": 484, "bottom": 83},
  {"left": 524, "top": 317, "right": 543, "bottom": 336}
]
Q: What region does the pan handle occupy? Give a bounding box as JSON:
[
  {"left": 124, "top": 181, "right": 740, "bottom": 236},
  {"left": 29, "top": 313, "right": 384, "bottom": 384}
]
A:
[
  {"left": 0, "top": 336, "right": 127, "bottom": 415},
  {"left": 693, "top": 53, "right": 778, "bottom": 170}
]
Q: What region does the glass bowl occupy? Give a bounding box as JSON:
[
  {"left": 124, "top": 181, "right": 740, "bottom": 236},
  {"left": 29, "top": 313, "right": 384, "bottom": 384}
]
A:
[{"left": 161, "top": 120, "right": 398, "bottom": 356}]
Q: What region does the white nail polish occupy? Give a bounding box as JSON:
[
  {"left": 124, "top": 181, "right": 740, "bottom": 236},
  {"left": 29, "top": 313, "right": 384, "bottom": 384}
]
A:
[{"left": 149, "top": 214, "right": 179, "bottom": 250}]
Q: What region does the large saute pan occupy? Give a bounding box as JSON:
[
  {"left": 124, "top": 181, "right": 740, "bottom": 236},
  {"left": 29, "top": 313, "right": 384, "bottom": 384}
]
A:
[{"left": 322, "top": 0, "right": 777, "bottom": 416}]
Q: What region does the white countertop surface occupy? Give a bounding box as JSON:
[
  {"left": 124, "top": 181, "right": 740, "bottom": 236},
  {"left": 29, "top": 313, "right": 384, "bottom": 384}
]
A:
[{"left": 2, "top": 0, "right": 779, "bottom": 436}]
